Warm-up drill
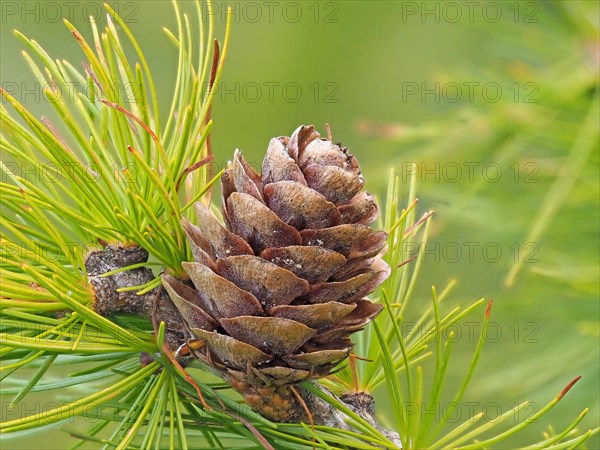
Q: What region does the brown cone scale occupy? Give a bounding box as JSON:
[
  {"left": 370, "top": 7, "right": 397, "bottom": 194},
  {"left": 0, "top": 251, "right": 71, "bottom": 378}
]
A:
[{"left": 162, "top": 125, "right": 389, "bottom": 421}]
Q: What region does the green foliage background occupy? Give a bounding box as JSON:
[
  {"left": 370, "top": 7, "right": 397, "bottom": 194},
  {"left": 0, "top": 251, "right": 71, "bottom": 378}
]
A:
[{"left": 1, "top": 0, "right": 598, "bottom": 448}]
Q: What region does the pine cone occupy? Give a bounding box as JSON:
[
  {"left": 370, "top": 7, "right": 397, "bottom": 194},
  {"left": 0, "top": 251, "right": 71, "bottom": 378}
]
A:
[{"left": 162, "top": 125, "right": 389, "bottom": 418}]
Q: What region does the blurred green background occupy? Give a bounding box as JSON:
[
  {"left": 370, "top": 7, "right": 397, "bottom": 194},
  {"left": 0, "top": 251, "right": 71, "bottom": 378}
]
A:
[{"left": 1, "top": 0, "right": 598, "bottom": 448}]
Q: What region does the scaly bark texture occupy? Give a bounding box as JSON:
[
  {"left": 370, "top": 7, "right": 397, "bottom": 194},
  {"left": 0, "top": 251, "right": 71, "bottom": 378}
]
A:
[{"left": 85, "top": 243, "right": 183, "bottom": 350}]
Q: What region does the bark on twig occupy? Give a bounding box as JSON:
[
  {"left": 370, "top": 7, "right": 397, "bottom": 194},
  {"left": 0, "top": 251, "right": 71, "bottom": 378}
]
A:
[
  {"left": 85, "top": 243, "right": 183, "bottom": 349},
  {"left": 307, "top": 389, "right": 403, "bottom": 448}
]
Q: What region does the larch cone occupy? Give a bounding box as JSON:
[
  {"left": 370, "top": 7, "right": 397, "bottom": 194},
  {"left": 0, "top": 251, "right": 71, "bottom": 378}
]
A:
[{"left": 162, "top": 125, "right": 390, "bottom": 421}]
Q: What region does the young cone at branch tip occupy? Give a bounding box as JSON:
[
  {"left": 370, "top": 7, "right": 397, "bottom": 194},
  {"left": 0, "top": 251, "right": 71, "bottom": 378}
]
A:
[{"left": 162, "top": 124, "right": 390, "bottom": 420}]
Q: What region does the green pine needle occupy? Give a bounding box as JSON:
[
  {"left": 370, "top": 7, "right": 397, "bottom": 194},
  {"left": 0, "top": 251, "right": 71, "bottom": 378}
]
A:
[{"left": 1, "top": 1, "right": 595, "bottom": 449}]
